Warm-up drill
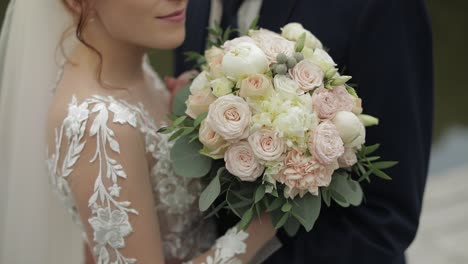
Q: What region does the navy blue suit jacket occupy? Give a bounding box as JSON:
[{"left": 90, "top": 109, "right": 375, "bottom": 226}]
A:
[{"left": 175, "top": 1, "right": 433, "bottom": 263}]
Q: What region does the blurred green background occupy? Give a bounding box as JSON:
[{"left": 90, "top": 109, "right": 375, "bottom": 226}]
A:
[{"left": 0, "top": 0, "right": 467, "bottom": 174}]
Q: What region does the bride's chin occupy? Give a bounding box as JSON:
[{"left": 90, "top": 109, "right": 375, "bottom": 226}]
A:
[{"left": 150, "top": 28, "right": 186, "bottom": 50}]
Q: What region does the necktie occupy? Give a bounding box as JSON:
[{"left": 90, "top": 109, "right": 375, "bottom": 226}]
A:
[{"left": 220, "top": 0, "right": 244, "bottom": 39}]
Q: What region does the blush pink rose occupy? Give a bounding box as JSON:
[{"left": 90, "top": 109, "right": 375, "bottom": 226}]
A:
[
  {"left": 289, "top": 60, "right": 324, "bottom": 92},
  {"left": 309, "top": 120, "right": 345, "bottom": 165},
  {"left": 206, "top": 94, "right": 251, "bottom": 142},
  {"left": 225, "top": 141, "right": 265, "bottom": 181},
  {"left": 185, "top": 89, "right": 217, "bottom": 119},
  {"left": 275, "top": 150, "right": 336, "bottom": 198},
  {"left": 250, "top": 29, "right": 296, "bottom": 64},
  {"left": 338, "top": 148, "right": 358, "bottom": 168},
  {"left": 248, "top": 129, "right": 286, "bottom": 162},
  {"left": 312, "top": 86, "right": 354, "bottom": 119}
]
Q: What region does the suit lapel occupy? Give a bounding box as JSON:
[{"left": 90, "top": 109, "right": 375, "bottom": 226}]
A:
[
  {"left": 258, "top": 0, "right": 298, "bottom": 32},
  {"left": 184, "top": 0, "right": 211, "bottom": 54}
]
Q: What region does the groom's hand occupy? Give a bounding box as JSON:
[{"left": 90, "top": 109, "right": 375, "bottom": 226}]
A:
[
  {"left": 165, "top": 70, "right": 198, "bottom": 95},
  {"left": 165, "top": 70, "right": 198, "bottom": 110}
]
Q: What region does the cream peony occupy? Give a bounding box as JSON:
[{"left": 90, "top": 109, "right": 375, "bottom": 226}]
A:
[
  {"left": 199, "top": 120, "right": 229, "bottom": 159},
  {"left": 338, "top": 148, "right": 358, "bottom": 168},
  {"left": 250, "top": 29, "right": 296, "bottom": 63},
  {"left": 223, "top": 36, "right": 256, "bottom": 53},
  {"left": 281, "top": 22, "right": 323, "bottom": 49},
  {"left": 185, "top": 89, "right": 216, "bottom": 119},
  {"left": 312, "top": 86, "right": 354, "bottom": 119},
  {"left": 273, "top": 75, "right": 302, "bottom": 97},
  {"left": 206, "top": 94, "right": 251, "bottom": 142},
  {"left": 309, "top": 121, "right": 345, "bottom": 165},
  {"left": 248, "top": 129, "right": 286, "bottom": 162},
  {"left": 289, "top": 60, "right": 324, "bottom": 92},
  {"left": 332, "top": 111, "right": 366, "bottom": 149},
  {"left": 189, "top": 71, "right": 211, "bottom": 94},
  {"left": 221, "top": 42, "right": 269, "bottom": 80},
  {"left": 225, "top": 141, "right": 265, "bottom": 181},
  {"left": 275, "top": 150, "right": 335, "bottom": 198},
  {"left": 239, "top": 74, "right": 273, "bottom": 98},
  {"left": 211, "top": 77, "right": 234, "bottom": 97}
]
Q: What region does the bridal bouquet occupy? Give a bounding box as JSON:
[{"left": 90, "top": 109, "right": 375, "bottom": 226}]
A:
[{"left": 162, "top": 22, "right": 396, "bottom": 235}]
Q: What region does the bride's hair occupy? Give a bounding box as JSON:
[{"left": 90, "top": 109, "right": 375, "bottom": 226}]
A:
[{"left": 60, "top": 0, "right": 105, "bottom": 85}]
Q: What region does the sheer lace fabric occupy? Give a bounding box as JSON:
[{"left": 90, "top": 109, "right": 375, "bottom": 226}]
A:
[{"left": 46, "top": 67, "right": 249, "bottom": 264}]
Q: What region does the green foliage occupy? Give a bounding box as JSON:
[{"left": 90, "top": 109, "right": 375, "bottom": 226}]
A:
[
  {"left": 170, "top": 136, "right": 212, "bottom": 178},
  {"left": 199, "top": 168, "right": 224, "bottom": 211},
  {"left": 172, "top": 84, "right": 191, "bottom": 116},
  {"left": 354, "top": 144, "right": 398, "bottom": 182}
]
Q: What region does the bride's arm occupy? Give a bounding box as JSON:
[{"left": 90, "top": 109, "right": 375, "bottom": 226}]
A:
[{"left": 58, "top": 103, "right": 276, "bottom": 264}]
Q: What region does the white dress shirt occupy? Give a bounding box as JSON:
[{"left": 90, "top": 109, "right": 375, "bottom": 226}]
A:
[{"left": 209, "top": 0, "right": 264, "bottom": 35}]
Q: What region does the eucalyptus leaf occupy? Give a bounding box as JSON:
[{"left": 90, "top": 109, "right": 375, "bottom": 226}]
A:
[
  {"left": 172, "top": 85, "right": 191, "bottom": 116},
  {"left": 281, "top": 203, "right": 292, "bottom": 212},
  {"left": 199, "top": 172, "right": 221, "bottom": 211},
  {"left": 283, "top": 217, "right": 301, "bottom": 237},
  {"left": 171, "top": 136, "right": 212, "bottom": 178},
  {"left": 238, "top": 208, "right": 254, "bottom": 230},
  {"left": 267, "top": 198, "right": 283, "bottom": 212},
  {"left": 321, "top": 188, "right": 332, "bottom": 207},
  {"left": 330, "top": 190, "right": 349, "bottom": 207},
  {"left": 274, "top": 213, "right": 289, "bottom": 229},
  {"left": 291, "top": 193, "right": 321, "bottom": 232},
  {"left": 254, "top": 185, "right": 266, "bottom": 203}
]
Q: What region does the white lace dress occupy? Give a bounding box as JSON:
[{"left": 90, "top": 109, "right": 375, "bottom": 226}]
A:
[{"left": 46, "top": 65, "right": 248, "bottom": 264}]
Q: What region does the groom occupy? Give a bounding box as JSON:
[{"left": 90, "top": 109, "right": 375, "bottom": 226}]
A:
[{"left": 174, "top": 0, "right": 433, "bottom": 263}]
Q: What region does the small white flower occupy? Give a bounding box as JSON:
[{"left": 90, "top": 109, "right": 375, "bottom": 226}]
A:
[
  {"left": 215, "top": 227, "right": 249, "bottom": 260},
  {"left": 108, "top": 184, "right": 121, "bottom": 197},
  {"left": 64, "top": 96, "right": 89, "bottom": 139},
  {"left": 109, "top": 102, "right": 137, "bottom": 127}
]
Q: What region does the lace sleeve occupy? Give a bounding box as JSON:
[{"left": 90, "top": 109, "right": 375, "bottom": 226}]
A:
[{"left": 50, "top": 96, "right": 166, "bottom": 264}]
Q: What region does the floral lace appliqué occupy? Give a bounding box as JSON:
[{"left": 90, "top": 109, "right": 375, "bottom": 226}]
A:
[{"left": 184, "top": 227, "right": 249, "bottom": 264}]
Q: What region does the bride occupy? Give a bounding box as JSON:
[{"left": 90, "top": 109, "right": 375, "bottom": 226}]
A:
[{"left": 0, "top": 0, "right": 278, "bottom": 263}]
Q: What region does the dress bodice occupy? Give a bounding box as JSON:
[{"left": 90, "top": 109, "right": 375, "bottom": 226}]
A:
[{"left": 46, "top": 67, "right": 216, "bottom": 263}]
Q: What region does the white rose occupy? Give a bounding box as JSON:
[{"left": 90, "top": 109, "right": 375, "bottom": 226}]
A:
[
  {"left": 289, "top": 59, "right": 324, "bottom": 92},
  {"left": 185, "top": 89, "right": 216, "bottom": 119},
  {"left": 206, "top": 94, "right": 252, "bottom": 142},
  {"left": 273, "top": 75, "right": 301, "bottom": 97},
  {"left": 338, "top": 148, "right": 358, "bottom": 168},
  {"left": 248, "top": 129, "right": 286, "bottom": 162},
  {"left": 199, "top": 120, "right": 228, "bottom": 159},
  {"left": 281, "top": 22, "right": 323, "bottom": 49},
  {"left": 211, "top": 77, "right": 235, "bottom": 97},
  {"left": 303, "top": 47, "right": 337, "bottom": 73},
  {"left": 332, "top": 111, "right": 366, "bottom": 149},
  {"left": 205, "top": 47, "right": 225, "bottom": 78},
  {"left": 189, "top": 71, "right": 210, "bottom": 94},
  {"left": 239, "top": 74, "right": 273, "bottom": 98},
  {"left": 225, "top": 141, "right": 265, "bottom": 181},
  {"left": 222, "top": 42, "right": 269, "bottom": 80}
]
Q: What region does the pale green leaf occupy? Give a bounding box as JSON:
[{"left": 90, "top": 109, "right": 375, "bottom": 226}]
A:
[
  {"left": 172, "top": 85, "right": 191, "bottom": 116},
  {"left": 171, "top": 136, "right": 212, "bottom": 178},
  {"left": 291, "top": 193, "right": 321, "bottom": 232},
  {"left": 199, "top": 171, "right": 222, "bottom": 211}
]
